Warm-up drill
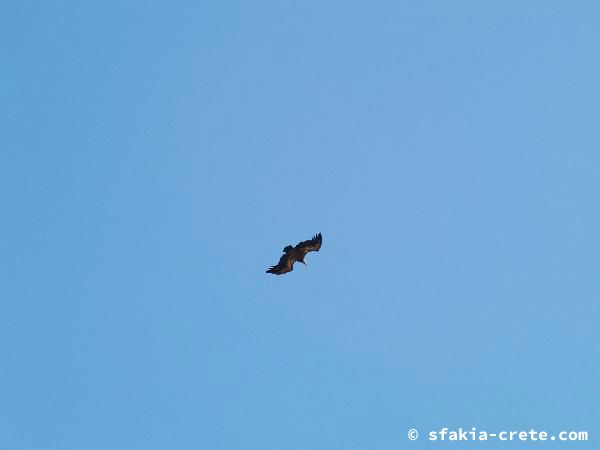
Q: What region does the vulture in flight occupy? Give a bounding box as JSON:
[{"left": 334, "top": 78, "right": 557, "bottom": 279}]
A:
[{"left": 266, "top": 233, "right": 322, "bottom": 275}]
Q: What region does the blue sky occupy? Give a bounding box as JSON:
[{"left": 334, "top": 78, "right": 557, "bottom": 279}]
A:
[{"left": 2, "top": 1, "right": 599, "bottom": 449}]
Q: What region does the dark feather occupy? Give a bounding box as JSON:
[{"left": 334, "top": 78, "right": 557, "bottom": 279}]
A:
[
  {"left": 266, "top": 253, "right": 294, "bottom": 275},
  {"left": 295, "top": 233, "right": 322, "bottom": 257}
]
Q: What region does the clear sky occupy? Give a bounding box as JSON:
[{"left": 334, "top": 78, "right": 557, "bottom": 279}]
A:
[{"left": 2, "top": 1, "right": 599, "bottom": 449}]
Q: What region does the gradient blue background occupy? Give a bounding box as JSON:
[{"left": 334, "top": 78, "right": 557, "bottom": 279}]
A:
[{"left": 2, "top": 1, "right": 599, "bottom": 449}]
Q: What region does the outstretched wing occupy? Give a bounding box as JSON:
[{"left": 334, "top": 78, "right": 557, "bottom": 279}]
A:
[
  {"left": 295, "top": 233, "right": 322, "bottom": 257},
  {"left": 266, "top": 253, "right": 295, "bottom": 275}
]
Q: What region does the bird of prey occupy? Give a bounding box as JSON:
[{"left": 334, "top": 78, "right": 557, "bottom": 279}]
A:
[{"left": 266, "top": 233, "right": 323, "bottom": 275}]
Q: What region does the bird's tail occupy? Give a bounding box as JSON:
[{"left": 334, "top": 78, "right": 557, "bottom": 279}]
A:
[{"left": 283, "top": 245, "right": 293, "bottom": 253}]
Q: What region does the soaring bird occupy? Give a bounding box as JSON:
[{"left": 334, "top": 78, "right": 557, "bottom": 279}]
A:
[{"left": 266, "top": 233, "right": 322, "bottom": 275}]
